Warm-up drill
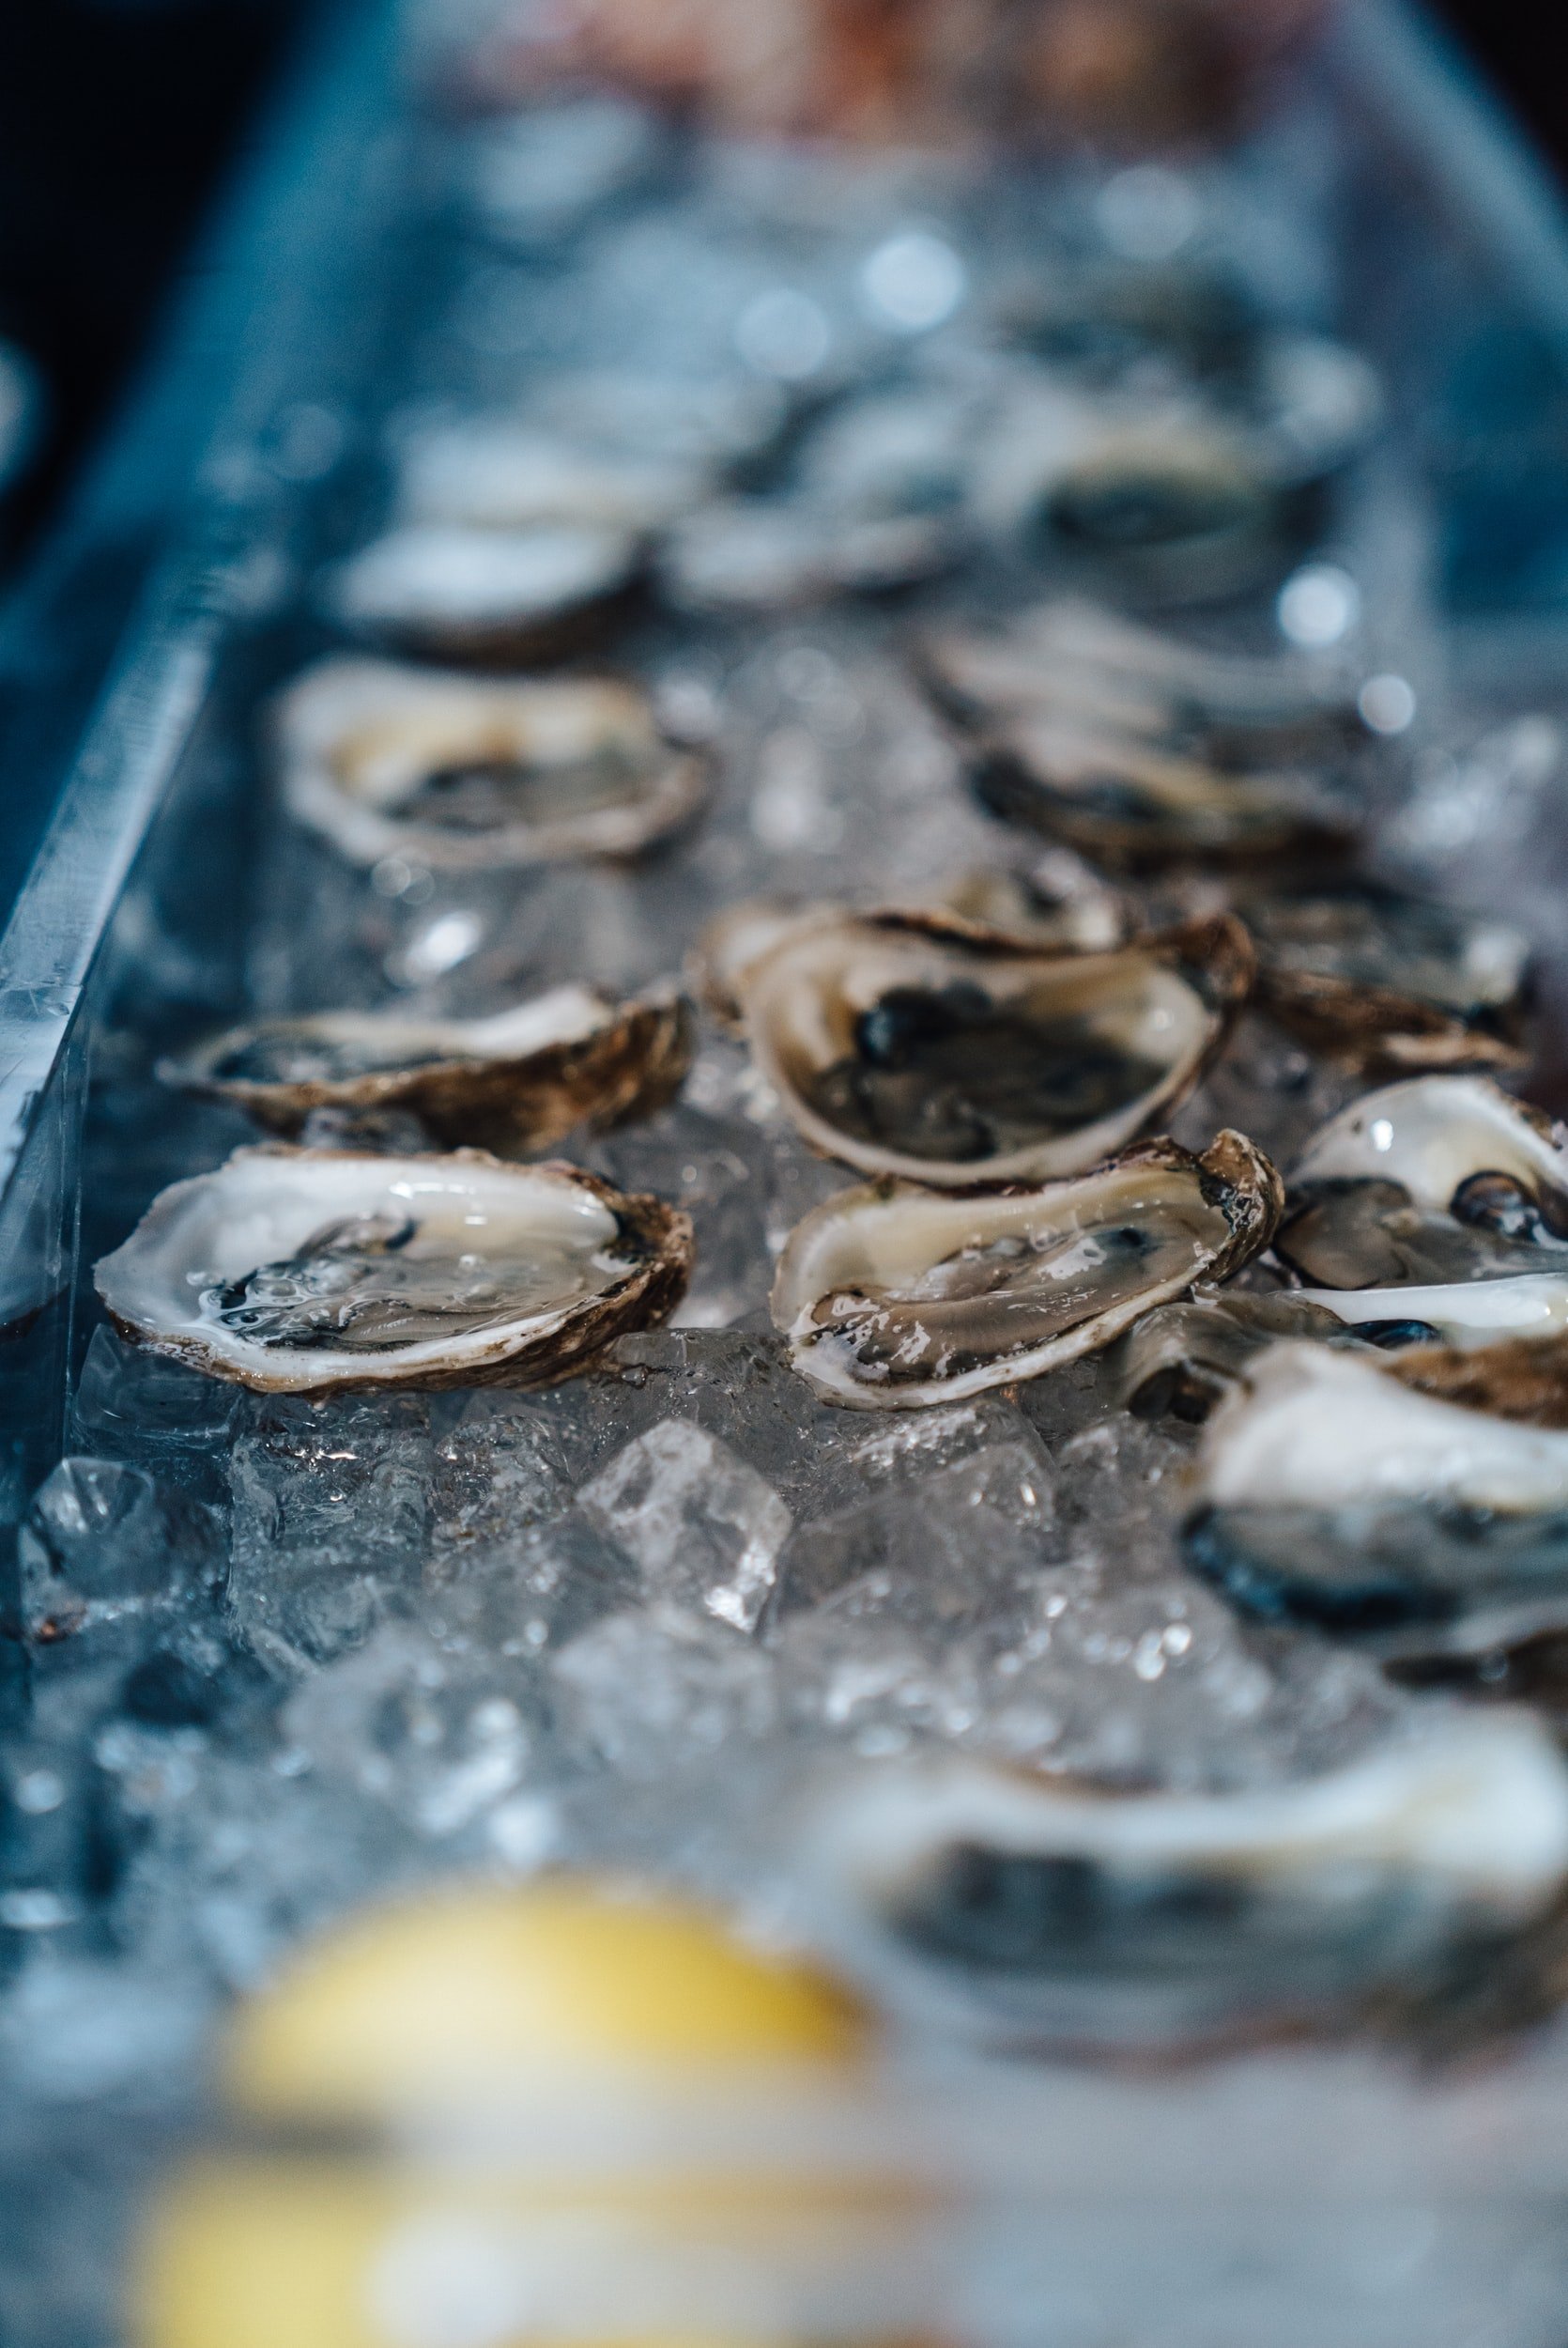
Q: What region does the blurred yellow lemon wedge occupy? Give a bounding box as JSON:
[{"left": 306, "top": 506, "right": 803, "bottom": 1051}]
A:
[{"left": 226, "top": 1877, "right": 867, "bottom": 2124}]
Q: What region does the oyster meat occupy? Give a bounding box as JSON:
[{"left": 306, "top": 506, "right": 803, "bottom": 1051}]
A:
[
  {"left": 795, "top": 1716, "right": 1568, "bottom": 2049},
  {"left": 160, "top": 983, "right": 691, "bottom": 1152},
  {"left": 1114, "top": 1288, "right": 1366, "bottom": 1424},
  {"left": 737, "top": 907, "right": 1253, "bottom": 1185},
  {"left": 95, "top": 1149, "right": 691, "bottom": 1394},
  {"left": 1183, "top": 1342, "right": 1568, "bottom": 1660},
  {"left": 322, "top": 522, "right": 639, "bottom": 660},
  {"left": 278, "top": 660, "right": 712, "bottom": 871},
  {"left": 1249, "top": 882, "right": 1530, "bottom": 1076},
  {"left": 772, "top": 1130, "right": 1282, "bottom": 1409}
]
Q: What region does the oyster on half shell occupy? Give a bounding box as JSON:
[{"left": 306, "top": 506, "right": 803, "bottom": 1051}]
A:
[
  {"left": 322, "top": 523, "right": 640, "bottom": 662},
  {"left": 921, "top": 595, "right": 1363, "bottom": 767},
  {"left": 1248, "top": 882, "right": 1531, "bottom": 1078},
  {"left": 278, "top": 661, "right": 712, "bottom": 872},
  {"left": 772, "top": 1131, "right": 1282, "bottom": 1410},
  {"left": 963, "top": 713, "right": 1356, "bottom": 873},
  {"left": 1275, "top": 1077, "right": 1568, "bottom": 1358},
  {"left": 160, "top": 983, "right": 691, "bottom": 1153},
  {"left": 95, "top": 1149, "right": 691, "bottom": 1394},
  {"left": 794, "top": 1718, "right": 1568, "bottom": 2051},
  {"left": 737, "top": 908, "right": 1253, "bottom": 1186},
  {"left": 1114, "top": 1288, "right": 1366, "bottom": 1424},
  {"left": 1184, "top": 1342, "right": 1568, "bottom": 1660}
]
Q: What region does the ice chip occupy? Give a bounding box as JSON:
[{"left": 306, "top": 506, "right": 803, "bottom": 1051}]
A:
[
  {"left": 227, "top": 1397, "right": 432, "bottom": 1670},
  {"left": 578, "top": 1419, "right": 792, "bottom": 1633},
  {"left": 18, "top": 1459, "right": 226, "bottom": 1642},
  {"left": 284, "top": 1627, "right": 535, "bottom": 1838},
  {"left": 553, "top": 1603, "right": 777, "bottom": 1772},
  {"left": 775, "top": 1440, "right": 1056, "bottom": 1619},
  {"left": 68, "top": 1324, "right": 243, "bottom": 1503}
]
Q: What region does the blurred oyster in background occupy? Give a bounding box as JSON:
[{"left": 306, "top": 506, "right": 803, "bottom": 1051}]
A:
[{"left": 445, "top": 0, "right": 1334, "bottom": 148}]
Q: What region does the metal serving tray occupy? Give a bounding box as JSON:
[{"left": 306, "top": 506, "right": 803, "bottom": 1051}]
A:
[{"left": 8, "top": 5, "right": 1568, "bottom": 2342}]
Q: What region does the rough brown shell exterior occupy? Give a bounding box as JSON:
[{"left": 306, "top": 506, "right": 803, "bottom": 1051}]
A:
[
  {"left": 1255, "top": 965, "right": 1530, "bottom": 1079},
  {"left": 1389, "top": 1337, "right": 1568, "bottom": 1432},
  {"left": 163, "top": 996, "right": 693, "bottom": 1154}
]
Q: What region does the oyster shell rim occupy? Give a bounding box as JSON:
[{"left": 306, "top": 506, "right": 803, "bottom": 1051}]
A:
[
  {"left": 1255, "top": 963, "right": 1530, "bottom": 1080},
  {"left": 771, "top": 1127, "right": 1284, "bottom": 1411},
  {"left": 738, "top": 904, "right": 1256, "bottom": 1189},
  {"left": 789, "top": 1719, "right": 1568, "bottom": 2057},
  {"left": 157, "top": 987, "right": 693, "bottom": 1154},
  {"left": 93, "top": 1145, "right": 693, "bottom": 1396},
  {"left": 275, "top": 658, "right": 715, "bottom": 873}
]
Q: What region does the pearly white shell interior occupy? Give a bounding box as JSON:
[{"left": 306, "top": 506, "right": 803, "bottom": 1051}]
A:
[
  {"left": 1198, "top": 1342, "right": 1568, "bottom": 1514},
  {"left": 96, "top": 1151, "right": 628, "bottom": 1386}
]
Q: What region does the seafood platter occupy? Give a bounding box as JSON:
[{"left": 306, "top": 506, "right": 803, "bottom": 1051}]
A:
[{"left": 10, "top": 0, "right": 1568, "bottom": 2340}]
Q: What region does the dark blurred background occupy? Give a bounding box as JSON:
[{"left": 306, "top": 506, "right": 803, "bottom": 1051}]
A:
[{"left": 0, "top": 0, "right": 1557, "bottom": 564}]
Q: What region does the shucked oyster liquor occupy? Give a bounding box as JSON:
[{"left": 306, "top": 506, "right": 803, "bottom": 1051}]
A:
[
  {"left": 736, "top": 908, "right": 1253, "bottom": 1186},
  {"left": 278, "top": 661, "right": 712, "bottom": 872},
  {"left": 1276, "top": 1075, "right": 1568, "bottom": 1354},
  {"left": 772, "top": 1132, "right": 1281, "bottom": 1409},
  {"left": 161, "top": 983, "right": 691, "bottom": 1153},
  {"left": 1183, "top": 1343, "right": 1568, "bottom": 1662},
  {"left": 95, "top": 1149, "right": 691, "bottom": 1394},
  {"left": 795, "top": 1718, "right": 1568, "bottom": 2052}
]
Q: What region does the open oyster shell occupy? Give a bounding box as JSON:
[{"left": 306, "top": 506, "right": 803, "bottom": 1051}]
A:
[
  {"left": 1184, "top": 1342, "right": 1568, "bottom": 1661},
  {"left": 1278, "top": 1076, "right": 1568, "bottom": 1298},
  {"left": 321, "top": 522, "right": 640, "bottom": 661},
  {"left": 963, "top": 716, "right": 1355, "bottom": 873},
  {"left": 921, "top": 595, "right": 1361, "bottom": 870},
  {"left": 794, "top": 1718, "right": 1568, "bottom": 2051},
  {"left": 277, "top": 660, "right": 713, "bottom": 872},
  {"left": 736, "top": 907, "right": 1253, "bottom": 1186},
  {"left": 659, "top": 499, "right": 953, "bottom": 613},
  {"left": 971, "top": 396, "right": 1303, "bottom": 609},
  {"left": 94, "top": 1149, "right": 692, "bottom": 1395},
  {"left": 771, "top": 1131, "right": 1282, "bottom": 1409},
  {"left": 1248, "top": 883, "right": 1531, "bottom": 1077},
  {"left": 1114, "top": 1288, "right": 1366, "bottom": 1424},
  {"left": 159, "top": 984, "right": 691, "bottom": 1153},
  {"left": 921, "top": 595, "right": 1364, "bottom": 766},
  {"left": 395, "top": 421, "right": 708, "bottom": 535},
  {"left": 938, "top": 851, "right": 1130, "bottom": 953}
]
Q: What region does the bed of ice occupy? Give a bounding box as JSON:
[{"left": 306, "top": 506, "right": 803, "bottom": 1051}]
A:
[{"left": 10, "top": 57, "right": 1568, "bottom": 2348}]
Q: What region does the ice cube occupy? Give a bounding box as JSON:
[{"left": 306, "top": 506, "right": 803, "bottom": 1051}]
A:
[
  {"left": 553, "top": 1603, "right": 777, "bottom": 1772},
  {"left": 67, "top": 1326, "right": 242, "bottom": 1505},
  {"left": 964, "top": 1558, "right": 1411, "bottom": 1791},
  {"left": 428, "top": 1394, "right": 576, "bottom": 1583},
  {"left": 227, "top": 1397, "right": 432, "bottom": 1672},
  {"left": 775, "top": 1439, "right": 1056, "bottom": 1619},
  {"left": 578, "top": 1418, "right": 792, "bottom": 1632},
  {"left": 284, "top": 1626, "right": 537, "bottom": 1838},
  {"left": 18, "top": 1460, "right": 226, "bottom": 1643},
  {"left": 776, "top": 1572, "right": 987, "bottom": 1750}
]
